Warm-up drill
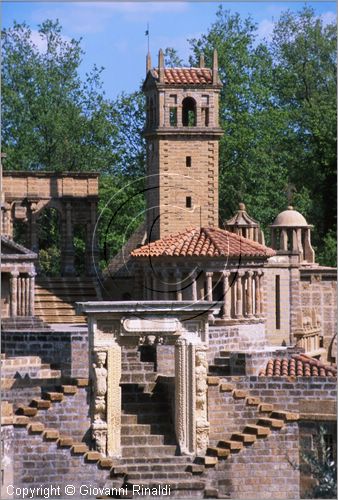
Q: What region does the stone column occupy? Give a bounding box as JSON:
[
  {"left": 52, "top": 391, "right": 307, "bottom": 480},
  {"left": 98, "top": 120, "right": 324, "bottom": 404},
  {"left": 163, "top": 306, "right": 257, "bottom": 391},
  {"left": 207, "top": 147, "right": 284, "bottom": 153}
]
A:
[
  {"left": 175, "top": 338, "right": 195, "bottom": 455},
  {"left": 258, "top": 271, "right": 264, "bottom": 317},
  {"left": 10, "top": 271, "right": 19, "bottom": 317},
  {"left": 161, "top": 269, "right": 169, "bottom": 300},
  {"left": 206, "top": 272, "right": 213, "bottom": 301},
  {"left": 222, "top": 271, "right": 231, "bottom": 319},
  {"left": 17, "top": 277, "right": 22, "bottom": 316},
  {"left": 254, "top": 271, "right": 260, "bottom": 317},
  {"left": 175, "top": 269, "right": 183, "bottom": 301},
  {"left": 246, "top": 270, "right": 254, "bottom": 317},
  {"left": 191, "top": 272, "right": 197, "bottom": 302},
  {"left": 280, "top": 229, "right": 288, "bottom": 251},
  {"left": 236, "top": 272, "right": 244, "bottom": 318},
  {"left": 28, "top": 272, "right": 36, "bottom": 316}
]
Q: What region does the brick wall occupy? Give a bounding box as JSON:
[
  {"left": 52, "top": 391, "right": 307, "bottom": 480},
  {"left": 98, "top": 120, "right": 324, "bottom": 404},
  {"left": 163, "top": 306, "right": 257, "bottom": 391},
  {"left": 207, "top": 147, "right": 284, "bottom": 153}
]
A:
[
  {"left": 1, "top": 330, "right": 88, "bottom": 378},
  {"left": 206, "top": 424, "right": 300, "bottom": 499}
]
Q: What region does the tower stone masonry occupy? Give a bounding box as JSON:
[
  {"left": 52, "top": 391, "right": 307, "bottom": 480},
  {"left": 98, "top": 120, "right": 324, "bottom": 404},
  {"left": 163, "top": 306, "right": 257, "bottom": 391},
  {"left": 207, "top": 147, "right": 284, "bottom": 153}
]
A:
[{"left": 143, "top": 49, "right": 223, "bottom": 241}]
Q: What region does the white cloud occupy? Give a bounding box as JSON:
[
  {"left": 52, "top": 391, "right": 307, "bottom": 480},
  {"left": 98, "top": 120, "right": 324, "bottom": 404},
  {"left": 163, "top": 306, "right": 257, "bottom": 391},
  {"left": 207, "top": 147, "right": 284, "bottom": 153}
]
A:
[
  {"left": 320, "top": 11, "right": 336, "bottom": 26},
  {"left": 30, "top": 29, "right": 71, "bottom": 53},
  {"left": 32, "top": 2, "right": 190, "bottom": 35},
  {"left": 257, "top": 19, "right": 274, "bottom": 41}
]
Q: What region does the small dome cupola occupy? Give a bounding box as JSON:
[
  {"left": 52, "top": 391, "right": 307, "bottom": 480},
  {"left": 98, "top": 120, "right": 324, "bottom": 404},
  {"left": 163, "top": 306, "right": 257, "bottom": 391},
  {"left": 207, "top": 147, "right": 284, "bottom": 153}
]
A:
[
  {"left": 269, "top": 206, "right": 315, "bottom": 263},
  {"left": 224, "top": 202, "right": 265, "bottom": 245}
]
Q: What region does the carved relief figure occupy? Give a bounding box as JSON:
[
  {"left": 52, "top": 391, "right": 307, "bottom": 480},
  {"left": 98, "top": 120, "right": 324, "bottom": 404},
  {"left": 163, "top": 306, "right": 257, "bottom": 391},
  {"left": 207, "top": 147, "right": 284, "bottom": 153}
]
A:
[
  {"left": 195, "top": 349, "right": 208, "bottom": 415},
  {"left": 92, "top": 350, "right": 107, "bottom": 422}
]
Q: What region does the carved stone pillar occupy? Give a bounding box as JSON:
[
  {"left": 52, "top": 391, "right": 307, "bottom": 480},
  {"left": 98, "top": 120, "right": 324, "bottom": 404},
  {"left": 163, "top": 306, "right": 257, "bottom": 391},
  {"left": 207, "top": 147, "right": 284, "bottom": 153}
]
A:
[
  {"left": 195, "top": 345, "right": 209, "bottom": 455},
  {"left": 246, "top": 270, "right": 253, "bottom": 317},
  {"left": 10, "top": 271, "right": 19, "bottom": 317},
  {"left": 175, "top": 269, "right": 182, "bottom": 301},
  {"left": 107, "top": 343, "right": 122, "bottom": 457},
  {"left": 17, "top": 277, "right": 22, "bottom": 316},
  {"left": 206, "top": 272, "right": 213, "bottom": 301},
  {"left": 28, "top": 272, "right": 36, "bottom": 316},
  {"left": 175, "top": 338, "right": 195, "bottom": 455},
  {"left": 236, "top": 272, "right": 244, "bottom": 318},
  {"left": 222, "top": 271, "right": 231, "bottom": 319}
]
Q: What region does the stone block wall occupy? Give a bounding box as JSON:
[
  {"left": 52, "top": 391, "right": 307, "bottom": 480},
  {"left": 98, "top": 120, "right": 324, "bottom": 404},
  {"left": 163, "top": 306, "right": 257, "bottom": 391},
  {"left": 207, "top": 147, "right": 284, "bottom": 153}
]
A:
[
  {"left": 208, "top": 323, "right": 267, "bottom": 362},
  {"left": 1, "top": 330, "right": 88, "bottom": 378}
]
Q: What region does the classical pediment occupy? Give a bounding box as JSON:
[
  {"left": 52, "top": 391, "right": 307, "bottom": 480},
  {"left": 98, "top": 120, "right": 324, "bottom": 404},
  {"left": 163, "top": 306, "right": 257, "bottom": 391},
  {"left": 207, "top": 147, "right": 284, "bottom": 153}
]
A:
[{"left": 0, "top": 236, "right": 37, "bottom": 259}]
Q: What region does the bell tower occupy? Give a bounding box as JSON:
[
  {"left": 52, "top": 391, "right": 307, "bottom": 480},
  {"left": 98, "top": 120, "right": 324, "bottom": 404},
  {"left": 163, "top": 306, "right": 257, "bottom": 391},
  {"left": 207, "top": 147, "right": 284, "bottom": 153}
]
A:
[{"left": 142, "top": 49, "right": 223, "bottom": 241}]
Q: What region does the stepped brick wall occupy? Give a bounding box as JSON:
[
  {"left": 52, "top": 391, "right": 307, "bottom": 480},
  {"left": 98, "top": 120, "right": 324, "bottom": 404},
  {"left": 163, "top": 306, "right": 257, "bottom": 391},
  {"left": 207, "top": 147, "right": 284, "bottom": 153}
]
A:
[
  {"left": 206, "top": 424, "right": 300, "bottom": 499},
  {"left": 1, "top": 330, "right": 88, "bottom": 378},
  {"left": 208, "top": 323, "right": 267, "bottom": 362}
]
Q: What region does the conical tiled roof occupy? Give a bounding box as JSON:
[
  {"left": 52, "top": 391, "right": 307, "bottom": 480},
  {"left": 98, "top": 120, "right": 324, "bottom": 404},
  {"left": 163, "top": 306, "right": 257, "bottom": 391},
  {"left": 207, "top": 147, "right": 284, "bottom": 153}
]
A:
[{"left": 131, "top": 227, "right": 275, "bottom": 259}]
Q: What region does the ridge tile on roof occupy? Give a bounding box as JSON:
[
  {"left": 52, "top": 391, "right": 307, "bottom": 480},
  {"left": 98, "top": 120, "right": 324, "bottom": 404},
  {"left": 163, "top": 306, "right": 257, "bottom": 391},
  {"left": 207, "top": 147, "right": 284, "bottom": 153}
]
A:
[{"left": 152, "top": 68, "right": 213, "bottom": 85}]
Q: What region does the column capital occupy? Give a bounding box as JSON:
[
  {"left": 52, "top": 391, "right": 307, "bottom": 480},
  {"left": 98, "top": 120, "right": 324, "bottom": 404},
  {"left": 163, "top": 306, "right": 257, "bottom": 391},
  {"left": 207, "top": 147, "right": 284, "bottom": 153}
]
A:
[
  {"left": 28, "top": 271, "right": 37, "bottom": 278},
  {"left": 205, "top": 271, "right": 213, "bottom": 278},
  {"left": 222, "top": 270, "right": 230, "bottom": 278},
  {"left": 10, "top": 270, "right": 19, "bottom": 278},
  {"left": 246, "top": 270, "right": 254, "bottom": 277}
]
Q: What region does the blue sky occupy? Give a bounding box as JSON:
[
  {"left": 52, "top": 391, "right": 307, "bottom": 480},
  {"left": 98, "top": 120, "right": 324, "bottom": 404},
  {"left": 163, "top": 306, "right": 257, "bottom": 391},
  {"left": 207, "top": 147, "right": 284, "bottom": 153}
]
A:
[{"left": 2, "top": 1, "right": 336, "bottom": 99}]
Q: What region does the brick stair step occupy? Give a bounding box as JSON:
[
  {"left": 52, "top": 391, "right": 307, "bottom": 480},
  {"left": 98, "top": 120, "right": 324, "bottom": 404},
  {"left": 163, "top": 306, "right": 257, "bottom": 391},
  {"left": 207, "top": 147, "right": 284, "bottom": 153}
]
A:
[
  {"left": 258, "top": 417, "right": 284, "bottom": 429},
  {"left": 244, "top": 424, "right": 271, "bottom": 437},
  {"left": 60, "top": 385, "right": 78, "bottom": 395},
  {"left": 117, "top": 456, "right": 193, "bottom": 465},
  {"left": 13, "top": 416, "right": 29, "bottom": 426},
  {"left": 58, "top": 437, "right": 73, "bottom": 447},
  {"left": 126, "top": 472, "right": 191, "bottom": 480},
  {"left": 122, "top": 445, "right": 177, "bottom": 458},
  {"left": 203, "top": 456, "right": 218, "bottom": 466},
  {"left": 207, "top": 376, "right": 219, "bottom": 386},
  {"left": 43, "top": 392, "right": 64, "bottom": 402},
  {"left": 231, "top": 432, "right": 256, "bottom": 444},
  {"left": 30, "top": 399, "right": 51, "bottom": 409},
  {"left": 121, "top": 414, "right": 138, "bottom": 425},
  {"left": 16, "top": 406, "right": 38, "bottom": 417},
  {"left": 99, "top": 458, "right": 114, "bottom": 469},
  {"left": 186, "top": 464, "right": 205, "bottom": 474},
  {"left": 121, "top": 435, "right": 164, "bottom": 446},
  {"left": 219, "top": 383, "right": 234, "bottom": 392},
  {"left": 246, "top": 397, "right": 261, "bottom": 406},
  {"left": 232, "top": 390, "right": 247, "bottom": 399},
  {"left": 75, "top": 378, "right": 89, "bottom": 387},
  {"left": 126, "top": 480, "right": 205, "bottom": 491},
  {"left": 72, "top": 443, "right": 89, "bottom": 454},
  {"left": 270, "top": 410, "right": 299, "bottom": 421},
  {"left": 219, "top": 351, "right": 231, "bottom": 358},
  {"left": 85, "top": 451, "right": 102, "bottom": 462},
  {"left": 43, "top": 428, "right": 60, "bottom": 440},
  {"left": 218, "top": 440, "right": 243, "bottom": 451},
  {"left": 259, "top": 403, "right": 274, "bottom": 412},
  {"left": 207, "top": 446, "right": 230, "bottom": 458},
  {"left": 121, "top": 424, "right": 151, "bottom": 436},
  {"left": 28, "top": 422, "right": 45, "bottom": 433}
]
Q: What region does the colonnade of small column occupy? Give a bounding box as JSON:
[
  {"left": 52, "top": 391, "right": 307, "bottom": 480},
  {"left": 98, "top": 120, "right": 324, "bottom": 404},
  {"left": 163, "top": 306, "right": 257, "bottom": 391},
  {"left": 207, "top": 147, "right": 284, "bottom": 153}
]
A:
[
  {"left": 143, "top": 267, "right": 264, "bottom": 319},
  {"left": 9, "top": 270, "right": 36, "bottom": 317}
]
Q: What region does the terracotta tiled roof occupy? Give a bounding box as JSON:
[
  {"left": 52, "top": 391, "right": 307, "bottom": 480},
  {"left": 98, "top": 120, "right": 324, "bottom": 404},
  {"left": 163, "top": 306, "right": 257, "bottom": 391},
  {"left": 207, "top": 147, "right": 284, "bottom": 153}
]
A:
[
  {"left": 259, "top": 354, "right": 337, "bottom": 377},
  {"left": 152, "top": 68, "right": 212, "bottom": 85},
  {"left": 131, "top": 227, "right": 275, "bottom": 259}
]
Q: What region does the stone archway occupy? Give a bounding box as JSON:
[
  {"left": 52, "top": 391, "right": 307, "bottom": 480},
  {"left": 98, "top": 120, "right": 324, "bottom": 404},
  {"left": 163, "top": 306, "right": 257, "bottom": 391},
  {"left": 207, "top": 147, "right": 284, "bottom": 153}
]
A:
[{"left": 76, "top": 301, "right": 213, "bottom": 458}]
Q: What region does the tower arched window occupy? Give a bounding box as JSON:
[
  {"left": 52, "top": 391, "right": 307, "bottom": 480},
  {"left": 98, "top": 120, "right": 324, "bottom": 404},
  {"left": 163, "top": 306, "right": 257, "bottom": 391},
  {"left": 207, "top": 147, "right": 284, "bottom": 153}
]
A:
[{"left": 182, "top": 97, "right": 197, "bottom": 127}]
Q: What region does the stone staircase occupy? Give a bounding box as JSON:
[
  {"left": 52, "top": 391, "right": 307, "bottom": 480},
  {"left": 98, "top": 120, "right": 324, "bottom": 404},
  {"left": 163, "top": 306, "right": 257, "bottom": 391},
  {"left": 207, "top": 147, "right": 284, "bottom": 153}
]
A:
[
  {"left": 115, "top": 346, "right": 206, "bottom": 498},
  {"left": 1, "top": 354, "right": 61, "bottom": 379},
  {"left": 35, "top": 277, "right": 101, "bottom": 324}
]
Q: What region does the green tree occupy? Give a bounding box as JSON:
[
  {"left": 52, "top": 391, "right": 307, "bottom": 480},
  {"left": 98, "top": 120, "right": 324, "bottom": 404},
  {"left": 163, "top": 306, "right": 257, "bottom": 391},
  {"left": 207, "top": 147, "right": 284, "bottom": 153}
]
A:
[
  {"left": 189, "top": 7, "right": 289, "bottom": 235},
  {"left": 271, "top": 7, "right": 337, "bottom": 255},
  {"left": 1, "top": 20, "right": 115, "bottom": 172}
]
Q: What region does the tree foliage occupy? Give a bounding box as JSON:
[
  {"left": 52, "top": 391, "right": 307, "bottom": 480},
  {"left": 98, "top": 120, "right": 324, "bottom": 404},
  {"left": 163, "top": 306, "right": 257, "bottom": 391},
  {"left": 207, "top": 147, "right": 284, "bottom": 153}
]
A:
[{"left": 1, "top": 8, "right": 336, "bottom": 266}]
